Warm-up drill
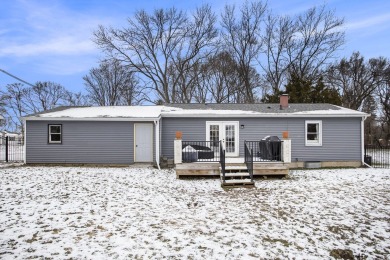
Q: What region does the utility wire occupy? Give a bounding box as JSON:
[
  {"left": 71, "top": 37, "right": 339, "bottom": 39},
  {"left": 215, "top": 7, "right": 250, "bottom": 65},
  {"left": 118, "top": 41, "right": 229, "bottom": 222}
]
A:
[{"left": 0, "top": 68, "right": 35, "bottom": 87}]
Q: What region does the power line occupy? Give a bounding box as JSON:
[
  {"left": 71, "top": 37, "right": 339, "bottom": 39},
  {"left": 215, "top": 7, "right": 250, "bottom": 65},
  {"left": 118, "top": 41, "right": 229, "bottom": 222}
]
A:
[{"left": 0, "top": 69, "right": 35, "bottom": 87}]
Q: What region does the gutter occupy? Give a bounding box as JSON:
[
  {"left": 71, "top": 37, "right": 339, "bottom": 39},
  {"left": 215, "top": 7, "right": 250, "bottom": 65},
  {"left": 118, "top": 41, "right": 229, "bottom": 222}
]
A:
[
  {"left": 160, "top": 113, "right": 368, "bottom": 118},
  {"left": 23, "top": 118, "right": 26, "bottom": 164},
  {"left": 154, "top": 118, "right": 161, "bottom": 170},
  {"left": 361, "top": 115, "right": 369, "bottom": 166}
]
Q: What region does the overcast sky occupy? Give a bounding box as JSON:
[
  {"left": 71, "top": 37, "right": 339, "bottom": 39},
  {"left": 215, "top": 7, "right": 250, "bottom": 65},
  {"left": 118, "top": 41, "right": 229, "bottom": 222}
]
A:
[{"left": 1, "top": 0, "right": 390, "bottom": 93}]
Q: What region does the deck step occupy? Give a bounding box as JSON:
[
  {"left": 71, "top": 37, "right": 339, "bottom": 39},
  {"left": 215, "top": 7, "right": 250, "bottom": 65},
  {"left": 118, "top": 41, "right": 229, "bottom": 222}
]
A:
[
  {"left": 222, "top": 179, "right": 255, "bottom": 186},
  {"left": 224, "top": 172, "right": 250, "bottom": 177},
  {"left": 223, "top": 165, "right": 247, "bottom": 171}
]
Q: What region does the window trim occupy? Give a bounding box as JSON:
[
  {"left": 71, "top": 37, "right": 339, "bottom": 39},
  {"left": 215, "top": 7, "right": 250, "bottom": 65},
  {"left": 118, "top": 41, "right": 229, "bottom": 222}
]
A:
[
  {"left": 305, "top": 120, "right": 322, "bottom": 146},
  {"left": 48, "top": 124, "right": 62, "bottom": 144}
]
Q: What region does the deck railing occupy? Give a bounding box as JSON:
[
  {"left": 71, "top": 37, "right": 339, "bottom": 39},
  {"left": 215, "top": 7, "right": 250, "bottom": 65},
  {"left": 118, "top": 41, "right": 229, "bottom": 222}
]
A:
[
  {"left": 220, "top": 142, "right": 226, "bottom": 183},
  {"left": 182, "top": 141, "right": 220, "bottom": 163},
  {"left": 179, "top": 140, "right": 284, "bottom": 163},
  {"left": 244, "top": 141, "right": 254, "bottom": 182},
  {"left": 244, "top": 140, "right": 282, "bottom": 162}
]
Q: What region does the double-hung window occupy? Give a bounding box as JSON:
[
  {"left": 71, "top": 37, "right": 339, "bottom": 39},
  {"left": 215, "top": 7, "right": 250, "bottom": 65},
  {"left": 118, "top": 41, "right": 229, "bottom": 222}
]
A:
[
  {"left": 305, "top": 120, "right": 322, "bottom": 146},
  {"left": 48, "top": 124, "right": 62, "bottom": 144}
]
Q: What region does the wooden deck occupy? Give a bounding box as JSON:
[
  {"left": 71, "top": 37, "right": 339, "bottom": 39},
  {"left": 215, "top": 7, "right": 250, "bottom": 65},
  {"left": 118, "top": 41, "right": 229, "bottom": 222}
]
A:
[{"left": 175, "top": 158, "right": 289, "bottom": 177}]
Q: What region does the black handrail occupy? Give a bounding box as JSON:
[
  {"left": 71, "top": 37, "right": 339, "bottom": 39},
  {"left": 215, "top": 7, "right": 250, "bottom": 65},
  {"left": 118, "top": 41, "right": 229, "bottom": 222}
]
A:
[
  {"left": 220, "top": 141, "right": 226, "bottom": 183},
  {"left": 244, "top": 141, "right": 254, "bottom": 182}
]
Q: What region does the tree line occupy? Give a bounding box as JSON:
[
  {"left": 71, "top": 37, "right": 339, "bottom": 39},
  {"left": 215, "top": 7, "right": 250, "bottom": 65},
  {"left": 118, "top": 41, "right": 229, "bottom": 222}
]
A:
[{"left": 1, "top": 1, "right": 389, "bottom": 144}]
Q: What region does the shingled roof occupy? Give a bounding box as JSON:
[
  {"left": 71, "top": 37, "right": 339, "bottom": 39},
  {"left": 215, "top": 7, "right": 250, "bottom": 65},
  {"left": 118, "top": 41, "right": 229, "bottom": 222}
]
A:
[{"left": 165, "top": 103, "right": 342, "bottom": 113}]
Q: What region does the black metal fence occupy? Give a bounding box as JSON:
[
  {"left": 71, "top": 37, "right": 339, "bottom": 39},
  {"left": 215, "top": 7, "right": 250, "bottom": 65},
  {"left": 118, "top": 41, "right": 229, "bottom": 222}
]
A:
[
  {"left": 0, "top": 136, "right": 24, "bottom": 162},
  {"left": 364, "top": 145, "right": 390, "bottom": 168},
  {"left": 182, "top": 141, "right": 220, "bottom": 162},
  {"left": 244, "top": 140, "right": 282, "bottom": 162}
]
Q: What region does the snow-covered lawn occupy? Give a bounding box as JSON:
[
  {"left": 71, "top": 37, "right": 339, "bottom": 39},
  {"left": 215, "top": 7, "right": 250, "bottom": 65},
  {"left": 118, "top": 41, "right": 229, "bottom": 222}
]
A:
[{"left": 0, "top": 166, "right": 389, "bottom": 259}]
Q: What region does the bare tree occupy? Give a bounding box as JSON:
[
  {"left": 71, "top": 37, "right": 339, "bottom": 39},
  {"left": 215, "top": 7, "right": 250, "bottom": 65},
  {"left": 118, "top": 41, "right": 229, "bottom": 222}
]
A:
[
  {"left": 0, "top": 83, "right": 31, "bottom": 132},
  {"left": 262, "top": 14, "right": 295, "bottom": 95},
  {"left": 378, "top": 80, "right": 390, "bottom": 126},
  {"left": 221, "top": 1, "right": 266, "bottom": 103},
  {"left": 2, "top": 81, "right": 81, "bottom": 131},
  {"left": 195, "top": 52, "right": 240, "bottom": 103},
  {"left": 83, "top": 59, "right": 141, "bottom": 106},
  {"left": 0, "top": 93, "right": 6, "bottom": 126},
  {"left": 94, "top": 5, "right": 217, "bottom": 103},
  {"left": 287, "top": 5, "right": 345, "bottom": 81},
  {"left": 377, "top": 66, "right": 390, "bottom": 144},
  {"left": 23, "top": 81, "right": 67, "bottom": 113},
  {"left": 63, "top": 91, "right": 89, "bottom": 106},
  {"left": 120, "top": 76, "right": 142, "bottom": 105},
  {"left": 326, "top": 52, "right": 388, "bottom": 110}
]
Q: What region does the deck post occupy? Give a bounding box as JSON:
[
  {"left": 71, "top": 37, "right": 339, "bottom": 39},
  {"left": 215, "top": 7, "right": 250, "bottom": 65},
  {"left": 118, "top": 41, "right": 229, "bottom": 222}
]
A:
[
  {"left": 282, "top": 139, "right": 291, "bottom": 163},
  {"left": 174, "top": 139, "right": 182, "bottom": 164}
]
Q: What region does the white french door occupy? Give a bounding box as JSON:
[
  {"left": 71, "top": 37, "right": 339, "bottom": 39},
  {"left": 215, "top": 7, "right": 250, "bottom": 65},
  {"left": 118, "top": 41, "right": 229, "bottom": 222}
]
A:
[{"left": 206, "top": 121, "right": 239, "bottom": 157}]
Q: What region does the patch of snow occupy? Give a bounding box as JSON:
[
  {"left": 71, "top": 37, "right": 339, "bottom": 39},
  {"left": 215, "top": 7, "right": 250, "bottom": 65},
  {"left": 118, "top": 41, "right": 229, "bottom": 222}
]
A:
[
  {"left": 30, "top": 106, "right": 182, "bottom": 119},
  {"left": 0, "top": 167, "right": 389, "bottom": 258}
]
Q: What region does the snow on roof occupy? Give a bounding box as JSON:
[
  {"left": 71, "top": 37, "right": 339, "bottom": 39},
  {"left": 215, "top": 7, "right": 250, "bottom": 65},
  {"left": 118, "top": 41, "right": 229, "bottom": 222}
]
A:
[
  {"left": 30, "top": 106, "right": 173, "bottom": 119},
  {"left": 25, "top": 104, "right": 368, "bottom": 120}
]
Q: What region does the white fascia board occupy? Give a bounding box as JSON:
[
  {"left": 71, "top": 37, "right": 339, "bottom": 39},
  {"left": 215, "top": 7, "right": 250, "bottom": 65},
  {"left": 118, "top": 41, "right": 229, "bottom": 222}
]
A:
[
  {"left": 24, "top": 117, "right": 160, "bottom": 122},
  {"left": 160, "top": 113, "right": 368, "bottom": 118}
]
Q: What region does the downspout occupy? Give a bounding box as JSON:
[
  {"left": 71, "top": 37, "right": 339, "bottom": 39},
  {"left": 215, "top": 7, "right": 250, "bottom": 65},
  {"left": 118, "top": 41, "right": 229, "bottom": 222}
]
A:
[
  {"left": 154, "top": 118, "right": 161, "bottom": 170},
  {"left": 361, "top": 115, "right": 368, "bottom": 167},
  {"left": 23, "top": 118, "right": 27, "bottom": 164}
]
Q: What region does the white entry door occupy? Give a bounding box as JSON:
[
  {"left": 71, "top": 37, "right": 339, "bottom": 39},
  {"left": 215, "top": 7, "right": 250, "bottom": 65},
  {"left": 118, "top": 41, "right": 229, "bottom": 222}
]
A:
[
  {"left": 134, "top": 123, "right": 153, "bottom": 162},
  {"left": 206, "top": 121, "right": 239, "bottom": 157}
]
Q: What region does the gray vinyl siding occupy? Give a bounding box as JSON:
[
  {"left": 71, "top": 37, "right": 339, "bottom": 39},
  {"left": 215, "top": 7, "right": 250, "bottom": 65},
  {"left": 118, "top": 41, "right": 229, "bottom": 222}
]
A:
[
  {"left": 26, "top": 121, "right": 155, "bottom": 164},
  {"left": 161, "top": 117, "right": 362, "bottom": 162}
]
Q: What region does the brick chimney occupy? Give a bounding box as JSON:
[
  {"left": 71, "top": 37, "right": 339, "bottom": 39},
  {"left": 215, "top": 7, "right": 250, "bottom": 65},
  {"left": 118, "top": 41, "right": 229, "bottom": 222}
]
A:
[{"left": 280, "top": 94, "right": 289, "bottom": 110}]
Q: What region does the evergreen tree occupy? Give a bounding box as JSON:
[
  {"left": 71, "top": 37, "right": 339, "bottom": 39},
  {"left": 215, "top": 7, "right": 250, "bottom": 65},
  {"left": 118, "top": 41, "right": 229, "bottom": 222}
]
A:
[
  {"left": 311, "top": 77, "right": 342, "bottom": 105},
  {"left": 263, "top": 73, "right": 342, "bottom": 105}
]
